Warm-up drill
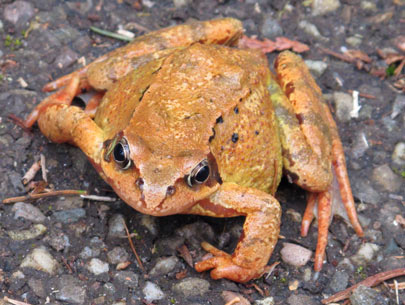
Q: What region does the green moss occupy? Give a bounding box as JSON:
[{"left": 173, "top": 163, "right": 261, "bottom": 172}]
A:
[{"left": 386, "top": 63, "right": 397, "bottom": 77}]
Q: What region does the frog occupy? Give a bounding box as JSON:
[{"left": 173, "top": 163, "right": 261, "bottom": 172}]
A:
[{"left": 20, "top": 18, "right": 364, "bottom": 283}]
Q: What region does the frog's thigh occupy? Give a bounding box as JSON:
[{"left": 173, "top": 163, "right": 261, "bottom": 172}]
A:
[
  {"left": 189, "top": 182, "right": 281, "bottom": 271},
  {"left": 269, "top": 52, "right": 333, "bottom": 192}
]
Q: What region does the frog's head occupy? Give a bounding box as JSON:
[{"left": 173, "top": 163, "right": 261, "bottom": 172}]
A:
[{"left": 100, "top": 133, "right": 221, "bottom": 216}]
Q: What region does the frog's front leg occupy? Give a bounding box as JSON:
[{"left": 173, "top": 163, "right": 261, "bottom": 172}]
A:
[
  {"left": 188, "top": 182, "right": 281, "bottom": 283},
  {"left": 24, "top": 74, "right": 104, "bottom": 162}
]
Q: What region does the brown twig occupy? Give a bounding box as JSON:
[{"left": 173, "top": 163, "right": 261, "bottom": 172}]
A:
[
  {"left": 2, "top": 190, "right": 87, "bottom": 204},
  {"left": 123, "top": 220, "right": 145, "bottom": 273},
  {"left": 347, "top": 90, "right": 376, "bottom": 99},
  {"left": 40, "top": 154, "right": 47, "bottom": 182},
  {"left": 4, "top": 296, "right": 32, "bottom": 305},
  {"left": 322, "top": 268, "right": 405, "bottom": 304},
  {"left": 22, "top": 160, "right": 41, "bottom": 185}
]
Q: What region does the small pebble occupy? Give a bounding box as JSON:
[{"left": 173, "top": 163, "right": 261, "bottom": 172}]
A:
[
  {"left": 80, "top": 246, "right": 100, "bottom": 259},
  {"left": 54, "top": 47, "right": 79, "bottom": 69},
  {"left": 333, "top": 92, "right": 353, "bottom": 122},
  {"left": 351, "top": 243, "right": 380, "bottom": 265},
  {"left": 312, "top": 0, "right": 341, "bottom": 16},
  {"left": 3, "top": 1, "right": 35, "bottom": 28},
  {"left": 28, "top": 278, "right": 46, "bottom": 298},
  {"left": 20, "top": 247, "right": 60, "bottom": 275},
  {"left": 298, "top": 20, "right": 325, "bottom": 41},
  {"left": 8, "top": 224, "right": 47, "bottom": 241},
  {"left": 114, "top": 271, "right": 139, "bottom": 287},
  {"left": 372, "top": 164, "right": 402, "bottom": 192},
  {"left": 55, "top": 275, "right": 87, "bottom": 304},
  {"left": 149, "top": 256, "right": 179, "bottom": 276},
  {"left": 53, "top": 208, "right": 86, "bottom": 224},
  {"left": 172, "top": 277, "right": 210, "bottom": 297},
  {"left": 392, "top": 142, "right": 405, "bottom": 167},
  {"left": 140, "top": 214, "right": 158, "bottom": 235},
  {"left": 108, "top": 214, "right": 126, "bottom": 238},
  {"left": 12, "top": 202, "right": 46, "bottom": 223},
  {"left": 391, "top": 95, "right": 405, "bottom": 119},
  {"left": 255, "top": 297, "right": 275, "bottom": 305},
  {"left": 328, "top": 270, "right": 349, "bottom": 293},
  {"left": 304, "top": 60, "right": 328, "bottom": 78},
  {"left": 350, "top": 285, "right": 389, "bottom": 305},
  {"left": 143, "top": 281, "right": 165, "bottom": 302},
  {"left": 87, "top": 258, "right": 109, "bottom": 275},
  {"left": 107, "top": 247, "right": 129, "bottom": 265},
  {"left": 280, "top": 243, "right": 312, "bottom": 267},
  {"left": 261, "top": 14, "right": 283, "bottom": 38},
  {"left": 287, "top": 294, "right": 317, "bottom": 305}
]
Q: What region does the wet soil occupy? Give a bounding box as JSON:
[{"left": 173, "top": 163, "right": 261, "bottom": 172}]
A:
[{"left": 0, "top": 0, "right": 405, "bottom": 304}]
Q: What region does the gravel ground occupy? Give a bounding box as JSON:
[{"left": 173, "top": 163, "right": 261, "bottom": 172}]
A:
[{"left": 1, "top": 0, "right": 405, "bottom": 304}]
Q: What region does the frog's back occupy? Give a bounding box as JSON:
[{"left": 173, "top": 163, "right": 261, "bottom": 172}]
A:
[{"left": 96, "top": 43, "right": 282, "bottom": 193}]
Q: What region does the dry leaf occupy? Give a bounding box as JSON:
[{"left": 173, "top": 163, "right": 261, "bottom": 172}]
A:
[
  {"left": 176, "top": 244, "right": 193, "bottom": 267},
  {"left": 395, "top": 214, "right": 405, "bottom": 227}
]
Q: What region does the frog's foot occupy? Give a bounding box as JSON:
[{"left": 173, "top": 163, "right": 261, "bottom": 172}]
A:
[
  {"left": 23, "top": 73, "right": 81, "bottom": 128},
  {"left": 301, "top": 104, "right": 364, "bottom": 272},
  {"left": 195, "top": 242, "right": 265, "bottom": 283},
  {"left": 187, "top": 182, "right": 281, "bottom": 283}
]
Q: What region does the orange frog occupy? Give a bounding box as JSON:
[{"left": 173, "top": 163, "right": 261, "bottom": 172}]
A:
[{"left": 21, "top": 18, "right": 363, "bottom": 282}]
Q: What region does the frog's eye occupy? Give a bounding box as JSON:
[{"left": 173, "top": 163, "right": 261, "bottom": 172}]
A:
[
  {"left": 113, "top": 137, "right": 132, "bottom": 169},
  {"left": 186, "top": 160, "right": 210, "bottom": 187}
]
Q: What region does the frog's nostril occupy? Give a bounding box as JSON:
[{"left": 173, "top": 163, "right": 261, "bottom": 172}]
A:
[
  {"left": 135, "top": 178, "right": 144, "bottom": 191},
  {"left": 166, "top": 186, "right": 176, "bottom": 196}
]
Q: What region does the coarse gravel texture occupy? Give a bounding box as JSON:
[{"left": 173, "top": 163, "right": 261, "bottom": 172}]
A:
[{"left": 1, "top": 0, "right": 405, "bottom": 304}]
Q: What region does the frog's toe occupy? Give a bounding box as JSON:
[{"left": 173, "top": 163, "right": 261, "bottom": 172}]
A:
[{"left": 195, "top": 256, "right": 261, "bottom": 282}]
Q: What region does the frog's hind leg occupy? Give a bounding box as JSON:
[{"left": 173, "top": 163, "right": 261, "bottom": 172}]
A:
[{"left": 272, "top": 51, "right": 363, "bottom": 272}]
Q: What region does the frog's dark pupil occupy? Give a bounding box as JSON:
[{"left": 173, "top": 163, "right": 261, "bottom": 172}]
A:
[
  {"left": 113, "top": 143, "right": 125, "bottom": 162},
  {"left": 195, "top": 165, "right": 210, "bottom": 183}
]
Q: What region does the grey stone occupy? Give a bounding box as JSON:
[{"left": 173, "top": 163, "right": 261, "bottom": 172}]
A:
[
  {"left": 392, "top": 142, "right": 405, "bottom": 167},
  {"left": 298, "top": 20, "right": 326, "bottom": 41},
  {"left": 346, "top": 35, "right": 363, "bottom": 48},
  {"left": 255, "top": 297, "right": 275, "bottom": 305},
  {"left": 304, "top": 60, "right": 328, "bottom": 78},
  {"left": 45, "top": 230, "right": 70, "bottom": 252},
  {"left": 54, "top": 47, "right": 78, "bottom": 69},
  {"left": 143, "top": 281, "right": 165, "bottom": 302},
  {"left": 360, "top": 1, "right": 377, "bottom": 11},
  {"left": 108, "top": 214, "right": 126, "bottom": 238},
  {"left": 12, "top": 202, "right": 46, "bottom": 223},
  {"left": 382, "top": 116, "right": 397, "bottom": 132},
  {"left": 372, "top": 164, "right": 402, "bottom": 192},
  {"left": 391, "top": 95, "right": 405, "bottom": 119},
  {"left": 312, "top": 0, "right": 341, "bottom": 16},
  {"left": 87, "top": 258, "right": 109, "bottom": 275},
  {"left": 114, "top": 271, "right": 139, "bottom": 287},
  {"left": 20, "top": 247, "right": 60, "bottom": 275},
  {"left": 173, "top": 0, "right": 192, "bottom": 8},
  {"left": 350, "top": 131, "right": 369, "bottom": 159},
  {"left": 261, "top": 14, "right": 283, "bottom": 38},
  {"left": 3, "top": 1, "right": 35, "bottom": 28},
  {"left": 54, "top": 196, "right": 84, "bottom": 210},
  {"left": 107, "top": 247, "right": 129, "bottom": 264},
  {"left": 8, "top": 224, "right": 47, "bottom": 241},
  {"left": 55, "top": 275, "right": 87, "bottom": 304},
  {"left": 333, "top": 92, "right": 353, "bottom": 122},
  {"left": 80, "top": 246, "right": 100, "bottom": 259},
  {"left": 287, "top": 294, "right": 317, "bottom": 305},
  {"left": 351, "top": 243, "right": 380, "bottom": 265},
  {"left": 53, "top": 208, "right": 86, "bottom": 223},
  {"left": 172, "top": 277, "right": 210, "bottom": 297},
  {"left": 140, "top": 214, "right": 158, "bottom": 235},
  {"left": 8, "top": 171, "right": 25, "bottom": 193},
  {"left": 350, "top": 285, "right": 389, "bottom": 305},
  {"left": 352, "top": 178, "right": 381, "bottom": 205},
  {"left": 280, "top": 243, "right": 312, "bottom": 267},
  {"left": 28, "top": 278, "right": 46, "bottom": 298},
  {"left": 175, "top": 222, "right": 215, "bottom": 249},
  {"left": 328, "top": 270, "right": 349, "bottom": 293},
  {"left": 103, "top": 282, "right": 116, "bottom": 296},
  {"left": 149, "top": 256, "right": 179, "bottom": 276}
]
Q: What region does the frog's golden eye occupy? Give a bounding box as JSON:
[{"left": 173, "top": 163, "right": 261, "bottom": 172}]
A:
[
  {"left": 186, "top": 160, "right": 210, "bottom": 187},
  {"left": 113, "top": 137, "right": 132, "bottom": 169}
]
